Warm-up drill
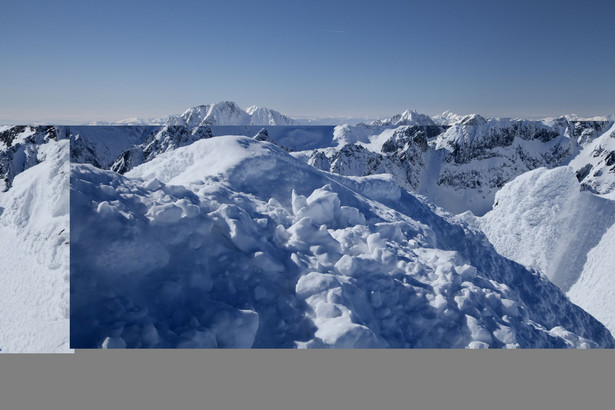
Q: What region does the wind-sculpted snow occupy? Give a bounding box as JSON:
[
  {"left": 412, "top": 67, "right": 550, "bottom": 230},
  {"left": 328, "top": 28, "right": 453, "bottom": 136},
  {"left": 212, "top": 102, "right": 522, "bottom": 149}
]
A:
[
  {"left": 473, "top": 166, "right": 615, "bottom": 336},
  {"left": 477, "top": 166, "right": 615, "bottom": 291},
  {"left": 568, "top": 223, "right": 615, "bottom": 335},
  {"left": 70, "top": 136, "right": 614, "bottom": 348},
  {"left": 0, "top": 137, "right": 70, "bottom": 352}
]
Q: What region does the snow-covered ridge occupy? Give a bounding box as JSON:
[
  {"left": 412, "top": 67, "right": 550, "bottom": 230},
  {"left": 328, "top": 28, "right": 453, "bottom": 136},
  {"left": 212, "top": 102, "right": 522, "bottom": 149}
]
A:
[
  {"left": 69, "top": 125, "right": 337, "bottom": 174},
  {"left": 311, "top": 117, "right": 612, "bottom": 215},
  {"left": 472, "top": 166, "right": 615, "bottom": 337},
  {"left": 369, "top": 109, "right": 436, "bottom": 127},
  {"left": 432, "top": 110, "right": 465, "bottom": 125},
  {"left": 70, "top": 135, "right": 615, "bottom": 348},
  {"left": 112, "top": 102, "right": 297, "bottom": 127},
  {"left": 0, "top": 125, "right": 67, "bottom": 191},
  {"left": 66, "top": 114, "right": 614, "bottom": 216},
  {"left": 568, "top": 122, "right": 615, "bottom": 196},
  {"left": 110, "top": 125, "right": 214, "bottom": 174},
  {"left": 0, "top": 133, "right": 70, "bottom": 352}
]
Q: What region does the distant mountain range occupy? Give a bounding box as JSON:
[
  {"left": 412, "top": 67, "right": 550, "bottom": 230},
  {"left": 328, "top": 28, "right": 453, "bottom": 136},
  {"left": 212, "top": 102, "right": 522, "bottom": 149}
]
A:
[{"left": 78, "top": 101, "right": 613, "bottom": 127}]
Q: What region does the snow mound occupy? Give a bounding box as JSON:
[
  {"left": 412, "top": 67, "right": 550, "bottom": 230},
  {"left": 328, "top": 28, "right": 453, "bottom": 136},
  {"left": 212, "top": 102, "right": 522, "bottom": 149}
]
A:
[
  {"left": 0, "top": 139, "right": 70, "bottom": 353},
  {"left": 70, "top": 136, "right": 614, "bottom": 348}
]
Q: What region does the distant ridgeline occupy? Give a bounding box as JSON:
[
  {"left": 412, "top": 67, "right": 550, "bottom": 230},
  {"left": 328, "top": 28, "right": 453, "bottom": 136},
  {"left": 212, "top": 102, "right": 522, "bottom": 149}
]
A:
[{"left": 60, "top": 108, "right": 614, "bottom": 216}]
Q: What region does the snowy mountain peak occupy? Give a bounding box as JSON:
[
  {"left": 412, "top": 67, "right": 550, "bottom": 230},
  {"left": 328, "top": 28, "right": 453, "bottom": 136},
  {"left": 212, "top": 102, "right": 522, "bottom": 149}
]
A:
[
  {"left": 432, "top": 110, "right": 465, "bottom": 125},
  {"left": 179, "top": 102, "right": 295, "bottom": 127},
  {"left": 245, "top": 105, "right": 260, "bottom": 115},
  {"left": 180, "top": 101, "right": 249, "bottom": 127},
  {"left": 460, "top": 114, "right": 487, "bottom": 126},
  {"left": 181, "top": 105, "right": 212, "bottom": 128},
  {"left": 245, "top": 105, "right": 296, "bottom": 126},
  {"left": 371, "top": 110, "right": 436, "bottom": 127}
]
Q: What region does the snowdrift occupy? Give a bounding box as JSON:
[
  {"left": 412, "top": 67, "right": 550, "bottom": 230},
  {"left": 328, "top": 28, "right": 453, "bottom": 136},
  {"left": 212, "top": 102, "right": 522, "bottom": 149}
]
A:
[{"left": 70, "top": 136, "right": 614, "bottom": 348}]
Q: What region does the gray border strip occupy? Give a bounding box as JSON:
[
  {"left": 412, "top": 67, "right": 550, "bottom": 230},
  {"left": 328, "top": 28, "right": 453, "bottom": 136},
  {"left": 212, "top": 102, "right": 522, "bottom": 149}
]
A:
[{"left": 1, "top": 349, "right": 615, "bottom": 409}]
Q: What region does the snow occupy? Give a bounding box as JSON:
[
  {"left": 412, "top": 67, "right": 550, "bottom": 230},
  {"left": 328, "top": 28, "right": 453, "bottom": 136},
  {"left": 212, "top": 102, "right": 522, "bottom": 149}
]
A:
[
  {"left": 70, "top": 134, "right": 614, "bottom": 348},
  {"left": 0, "top": 139, "right": 70, "bottom": 353},
  {"left": 432, "top": 111, "right": 465, "bottom": 125},
  {"left": 478, "top": 166, "right": 615, "bottom": 290},
  {"left": 69, "top": 125, "right": 338, "bottom": 175},
  {"left": 181, "top": 102, "right": 295, "bottom": 127},
  {"left": 246, "top": 105, "right": 296, "bottom": 126},
  {"left": 568, "top": 223, "right": 615, "bottom": 334},
  {"left": 306, "top": 117, "right": 586, "bottom": 216},
  {"left": 476, "top": 165, "right": 615, "bottom": 335},
  {"left": 370, "top": 109, "right": 436, "bottom": 127},
  {"left": 568, "top": 123, "right": 615, "bottom": 195}
]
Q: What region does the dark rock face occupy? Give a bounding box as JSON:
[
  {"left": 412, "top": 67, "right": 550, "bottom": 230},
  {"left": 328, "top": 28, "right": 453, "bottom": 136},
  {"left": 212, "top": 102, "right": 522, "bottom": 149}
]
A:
[
  {"left": 381, "top": 126, "right": 444, "bottom": 154},
  {"left": 571, "top": 121, "right": 612, "bottom": 144},
  {"left": 447, "top": 121, "right": 562, "bottom": 165},
  {"left": 0, "top": 126, "right": 61, "bottom": 191},
  {"left": 250, "top": 128, "right": 293, "bottom": 152},
  {"left": 310, "top": 120, "right": 613, "bottom": 214},
  {"left": 576, "top": 164, "right": 593, "bottom": 181},
  {"left": 70, "top": 134, "right": 102, "bottom": 169},
  {"left": 307, "top": 150, "right": 331, "bottom": 171},
  {"left": 0, "top": 126, "right": 28, "bottom": 147},
  {"left": 110, "top": 125, "right": 214, "bottom": 174},
  {"left": 254, "top": 128, "right": 269, "bottom": 142}
]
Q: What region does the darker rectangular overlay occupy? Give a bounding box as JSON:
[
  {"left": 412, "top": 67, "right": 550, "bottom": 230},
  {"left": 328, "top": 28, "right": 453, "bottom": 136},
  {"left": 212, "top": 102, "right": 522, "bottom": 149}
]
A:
[{"left": 68, "top": 122, "right": 615, "bottom": 349}]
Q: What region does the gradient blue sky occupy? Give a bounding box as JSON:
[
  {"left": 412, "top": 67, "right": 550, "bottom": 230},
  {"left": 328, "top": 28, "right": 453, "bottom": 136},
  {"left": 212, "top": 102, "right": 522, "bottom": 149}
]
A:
[{"left": 1, "top": 0, "right": 614, "bottom": 123}]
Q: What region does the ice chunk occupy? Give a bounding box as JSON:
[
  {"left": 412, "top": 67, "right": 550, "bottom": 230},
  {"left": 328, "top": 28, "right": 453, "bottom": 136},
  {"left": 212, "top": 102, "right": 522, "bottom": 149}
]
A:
[
  {"left": 295, "top": 272, "right": 341, "bottom": 298},
  {"left": 296, "top": 185, "right": 341, "bottom": 226}
]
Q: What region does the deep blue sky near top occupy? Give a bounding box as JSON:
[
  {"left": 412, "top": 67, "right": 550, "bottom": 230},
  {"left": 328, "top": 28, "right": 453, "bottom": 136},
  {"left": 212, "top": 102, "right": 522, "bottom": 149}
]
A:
[{"left": 1, "top": 0, "right": 614, "bottom": 123}]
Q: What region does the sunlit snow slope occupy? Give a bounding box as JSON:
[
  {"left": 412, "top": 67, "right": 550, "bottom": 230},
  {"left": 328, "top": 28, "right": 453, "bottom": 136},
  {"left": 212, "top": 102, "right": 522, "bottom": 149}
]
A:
[
  {"left": 0, "top": 133, "right": 70, "bottom": 353},
  {"left": 70, "top": 136, "right": 614, "bottom": 348},
  {"left": 475, "top": 166, "right": 615, "bottom": 336}
]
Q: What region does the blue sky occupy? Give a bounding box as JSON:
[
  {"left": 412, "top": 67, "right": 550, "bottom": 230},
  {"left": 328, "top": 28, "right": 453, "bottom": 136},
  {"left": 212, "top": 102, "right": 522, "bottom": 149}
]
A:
[{"left": 1, "top": 0, "right": 614, "bottom": 122}]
